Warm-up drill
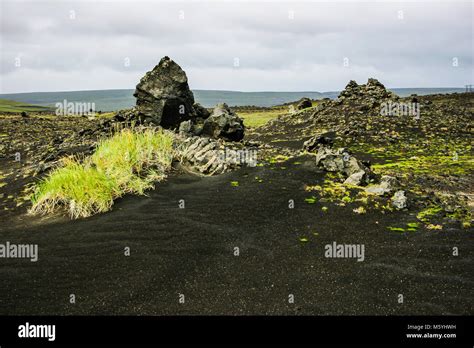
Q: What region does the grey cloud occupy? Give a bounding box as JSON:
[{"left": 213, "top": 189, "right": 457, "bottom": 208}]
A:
[{"left": 0, "top": 0, "right": 472, "bottom": 93}]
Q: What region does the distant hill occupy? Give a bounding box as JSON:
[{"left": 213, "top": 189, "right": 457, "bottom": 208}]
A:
[
  {"left": 0, "top": 87, "right": 466, "bottom": 112},
  {"left": 0, "top": 99, "right": 55, "bottom": 113}
]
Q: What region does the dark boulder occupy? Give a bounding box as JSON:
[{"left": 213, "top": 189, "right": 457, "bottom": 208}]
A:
[
  {"left": 296, "top": 97, "right": 312, "bottom": 110},
  {"left": 201, "top": 103, "right": 245, "bottom": 141},
  {"left": 193, "top": 103, "right": 211, "bottom": 119},
  {"left": 303, "top": 131, "right": 335, "bottom": 152},
  {"left": 134, "top": 56, "right": 196, "bottom": 129}
]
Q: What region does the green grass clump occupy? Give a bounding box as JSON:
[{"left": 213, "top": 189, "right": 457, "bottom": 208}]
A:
[
  {"left": 91, "top": 127, "right": 174, "bottom": 193},
  {"left": 29, "top": 158, "right": 117, "bottom": 218},
  {"left": 30, "top": 128, "right": 174, "bottom": 219}
]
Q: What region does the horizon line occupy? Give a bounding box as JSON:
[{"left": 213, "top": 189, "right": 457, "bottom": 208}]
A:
[{"left": 0, "top": 86, "right": 466, "bottom": 96}]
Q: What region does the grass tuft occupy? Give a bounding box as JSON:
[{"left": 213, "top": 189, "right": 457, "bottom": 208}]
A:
[{"left": 30, "top": 127, "right": 174, "bottom": 219}]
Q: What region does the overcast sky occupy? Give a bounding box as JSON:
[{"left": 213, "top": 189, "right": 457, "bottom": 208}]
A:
[{"left": 0, "top": 0, "right": 472, "bottom": 93}]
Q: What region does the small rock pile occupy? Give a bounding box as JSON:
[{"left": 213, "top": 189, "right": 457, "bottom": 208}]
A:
[
  {"left": 316, "top": 147, "right": 373, "bottom": 186},
  {"left": 337, "top": 78, "right": 397, "bottom": 104},
  {"left": 304, "top": 133, "right": 373, "bottom": 186},
  {"left": 256, "top": 78, "right": 402, "bottom": 143},
  {"left": 303, "top": 133, "right": 409, "bottom": 209}
]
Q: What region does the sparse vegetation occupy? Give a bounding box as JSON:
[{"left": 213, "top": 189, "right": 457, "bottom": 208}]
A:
[
  {"left": 238, "top": 108, "right": 285, "bottom": 128},
  {"left": 417, "top": 206, "right": 443, "bottom": 223},
  {"left": 30, "top": 127, "right": 174, "bottom": 218},
  {"left": 388, "top": 226, "right": 405, "bottom": 232},
  {"left": 0, "top": 98, "right": 54, "bottom": 113}
]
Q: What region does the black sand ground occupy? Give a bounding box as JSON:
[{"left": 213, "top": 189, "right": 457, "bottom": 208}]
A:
[{"left": 0, "top": 156, "right": 472, "bottom": 315}]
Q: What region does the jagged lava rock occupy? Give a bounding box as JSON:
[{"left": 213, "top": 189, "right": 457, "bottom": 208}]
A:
[
  {"left": 315, "top": 146, "right": 372, "bottom": 186},
  {"left": 338, "top": 78, "right": 397, "bottom": 103},
  {"left": 134, "top": 56, "right": 196, "bottom": 128},
  {"left": 303, "top": 132, "right": 336, "bottom": 152},
  {"left": 296, "top": 97, "right": 312, "bottom": 110},
  {"left": 365, "top": 175, "right": 399, "bottom": 195},
  {"left": 201, "top": 103, "right": 245, "bottom": 141}
]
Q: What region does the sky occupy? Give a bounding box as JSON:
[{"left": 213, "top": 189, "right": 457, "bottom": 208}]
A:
[{"left": 0, "top": 0, "right": 472, "bottom": 93}]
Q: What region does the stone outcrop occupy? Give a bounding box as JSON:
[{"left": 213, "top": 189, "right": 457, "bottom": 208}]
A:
[
  {"left": 193, "top": 102, "right": 211, "bottom": 119},
  {"left": 365, "top": 175, "right": 399, "bottom": 195},
  {"left": 133, "top": 57, "right": 245, "bottom": 141},
  {"left": 296, "top": 97, "right": 312, "bottom": 110},
  {"left": 201, "top": 103, "right": 245, "bottom": 141},
  {"left": 303, "top": 132, "right": 372, "bottom": 186},
  {"left": 303, "top": 132, "right": 335, "bottom": 152},
  {"left": 315, "top": 146, "right": 372, "bottom": 186},
  {"left": 338, "top": 78, "right": 397, "bottom": 102},
  {"left": 134, "top": 56, "right": 198, "bottom": 128}
]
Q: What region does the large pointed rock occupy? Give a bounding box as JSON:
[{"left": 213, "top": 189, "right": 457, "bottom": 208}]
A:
[{"left": 134, "top": 56, "right": 196, "bottom": 128}]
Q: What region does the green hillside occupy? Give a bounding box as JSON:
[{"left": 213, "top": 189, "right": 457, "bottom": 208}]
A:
[{"left": 0, "top": 98, "right": 54, "bottom": 113}]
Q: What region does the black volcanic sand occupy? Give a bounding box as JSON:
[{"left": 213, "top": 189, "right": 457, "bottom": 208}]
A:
[{"left": 0, "top": 156, "right": 472, "bottom": 315}]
